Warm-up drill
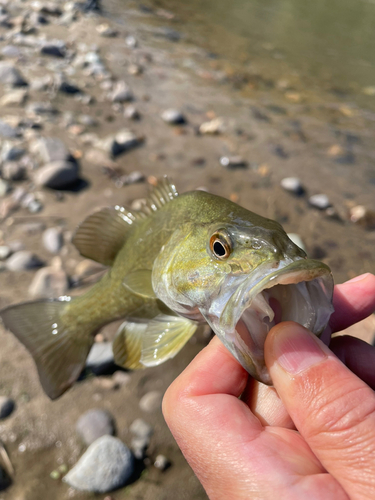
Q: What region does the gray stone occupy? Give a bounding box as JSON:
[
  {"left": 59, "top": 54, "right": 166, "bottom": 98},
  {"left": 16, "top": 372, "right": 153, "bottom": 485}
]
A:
[
  {"left": 31, "top": 137, "right": 70, "bottom": 163},
  {"left": 139, "top": 391, "right": 163, "bottom": 413},
  {"left": 0, "top": 120, "right": 19, "bottom": 139},
  {"left": 32, "top": 1, "right": 62, "bottom": 16},
  {"left": 0, "top": 247, "right": 11, "bottom": 260},
  {"left": 0, "top": 180, "right": 10, "bottom": 197},
  {"left": 1, "top": 45, "right": 23, "bottom": 58},
  {"left": 76, "top": 409, "right": 115, "bottom": 446},
  {"left": 28, "top": 264, "right": 68, "bottom": 298},
  {"left": 6, "top": 251, "right": 43, "bottom": 271},
  {"left": 34, "top": 161, "right": 79, "bottom": 189},
  {"left": 154, "top": 454, "right": 170, "bottom": 470},
  {"left": 63, "top": 436, "right": 134, "bottom": 493},
  {"left": 110, "top": 81, "right": 133, "bottom": 103},
  {"left": 130, "top": 436, "right": 149, "bottom": 460},
  {"left": 0, "top": 396, "right": 15, "bottom": 419},
  {"left": 42, "top": 227, "right": 64, "bottom": 253},
  {"left": 1, "top": 143, "right": 26, "bottom": 162},
  {"left": 96, "top": 24, "right": 118, "bottom": 38},
  {"left": 281, "top": 177, "right": 304, "bottom": 195},
  {"left": 26, "top": 102, "right": 59, "bottom": 116},
  {"left": 98, "top": 129, "right": 140, "bottom": 158},
  {"left": 0, "top": 89, "right": 28, "bottom": 107},
  {"left": 28, "top": 199, "right": 44, "bottom": 213},
  {"left": 0, "top": 63, "right": 27, "bottom": 87},
  {"left": 125, "top": 35, "right": 137, "bottom": 48},
  {"left": 309, "top": 194, "right": 331, "bottom": 210},
  {"left": 161, "top": 109, "right": 186, "bottom": 125},
  {"left": 86, "top": 343, "right": 114, "bottom": 373},
  {"left": 219, "top": 156, "right": 247, "bottom": 169},
  {"left": 1, "top": 162, "right": 25, "bottom": 181},
  {"left": 350, "top": 205, "right": 375, "bottom": 230},
  {"left": 124, "top": 105, "right": 140, "bottom": 120},
  {"left": 40, "top": 41, "right": 66, "bottom": 58},
  {"left": 129, "top": 419, "right": 153, "bottom": 440}
]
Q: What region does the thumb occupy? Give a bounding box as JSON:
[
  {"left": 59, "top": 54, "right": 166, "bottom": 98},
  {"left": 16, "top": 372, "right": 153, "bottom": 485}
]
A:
[{"left": 265, "top": 322, "right": 375, "bottom": 499}]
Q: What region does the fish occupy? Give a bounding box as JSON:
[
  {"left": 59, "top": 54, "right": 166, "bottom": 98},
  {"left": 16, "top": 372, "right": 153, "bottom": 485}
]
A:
[{"left": 0, "top": 178, "right": 334, "bottom": 399}]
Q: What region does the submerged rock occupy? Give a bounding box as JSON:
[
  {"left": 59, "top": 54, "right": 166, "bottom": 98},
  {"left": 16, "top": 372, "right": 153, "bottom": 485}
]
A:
[
  {"left": 76, "top": 409, "right": 115, "bottom": 446},
  {"left": 63, "top": 436, "right": 134, "bottom": 493}
]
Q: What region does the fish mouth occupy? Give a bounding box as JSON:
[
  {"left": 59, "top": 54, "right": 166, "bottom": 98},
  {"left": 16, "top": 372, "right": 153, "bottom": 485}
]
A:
[{"left": 205, "top": 259, "right": 334, "bottom": 385}]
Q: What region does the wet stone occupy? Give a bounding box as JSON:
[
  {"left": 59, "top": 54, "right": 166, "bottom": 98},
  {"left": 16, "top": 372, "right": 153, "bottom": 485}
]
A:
[
  {"left": 125, "top": 35, "right": 137, "bottom": 48},
  {"left": 1, "top": 45, "right": 23, "bottom": 58},
  {"left": 0, "top": 62, "right": 28, "bottom": 87},
  {"left": 28, "top": 258, "right": 68, "bottom": 298},
  {"left": 1, "top": 143, "right": 26, "bottom": 162},
  {"left": 309, "top": 194, "right": 331, "bottom": 210},
  {"left": 129, "top": 418, "right": 153, "bottom": 440},
  {"left": 42, "top": 227, "right": 64, "bottom": 253},
  {"left": 63, "top": 436, "right": 134, "bottom": 493},
  {"left": 161, "top": 109, "right": 186, "bottom": 125},
  {"left": 139, "top": 391, "right": 163, "bottom": 413},
  {"left": 280, "top": 177, "right": 304, "bottom": 195},
  {"left": 0, "top": 397, "right": 15, "bottom": 419},
  {"left": 76, "top": 409, "right": 115, "bottom": 446},
  {"left": 6, "top": 251, "right": 44, "bottom": 271},
  {"left": 34, "top": 160, "right": 79, "bottom": 189}
]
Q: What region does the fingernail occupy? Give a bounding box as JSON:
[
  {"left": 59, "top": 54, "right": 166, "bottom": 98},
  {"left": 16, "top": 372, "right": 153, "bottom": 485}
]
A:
[
  {"left": 345, "top": 273, "right": 370, "bottom": 284},
  {"left": 273, "top": 324, "right": 327, "bottom": 375}
]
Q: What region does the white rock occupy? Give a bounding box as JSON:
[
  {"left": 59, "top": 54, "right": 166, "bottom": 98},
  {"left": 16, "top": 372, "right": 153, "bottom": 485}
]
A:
[
  {"left": 0, "top": 246, "right": 11, "bottom": 260},
  {"left": 139, "top": 391, "right": 163, "bottom": 413},
  {"left": 161, "top": 109, "right": 186, "bottom": 125},
  {"left": 129, "top": 419, "right": 153, "bottom": 440},
  {"left": 63, "top": 436, "right": 134, "bottom": 493},
  {"left": 199, "top": 117, "right": 224, "bottom": 135},
  {"left": 6, "top": 251, "right": 43, "bottom": 271},
  {"left": 309, "top": 194, "right": 331, "bottom": 210},
  {"left": 42, "top": 227, "right": 63, "bottom": 253},
  {"left": 76, "top": 409, "right": 115, "bottom": 446},
  {"left": 34, "top": 161, "right": 79, "bottom": 188},
  {"left": 110, "top": 81, "right": 133, "bottom": 102},
  {"left": 280, "top": 177, "right": 304, "bottom": 195}
]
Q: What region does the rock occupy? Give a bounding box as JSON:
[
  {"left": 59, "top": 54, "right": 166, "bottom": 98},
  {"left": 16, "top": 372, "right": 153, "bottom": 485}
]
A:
[
  {"left": 86, "top": 342, "right": 114, "bottom": 374},
  {"left": 123, "top": 171, "right": 145, "bottom": 185},
  {"left": 98, "top": 130, "right": 141, "bottom": 158},
  {"left": 30, "top": 76, "right": 53, "bottom": 91},
  {"left": 161, "top": 109, "right": 186, "bottom": 125},
  {"left": 128, "top": 63, "right": 142, "bottom": 75},
  {"left": 0, "top": 120, "right": 19, "bottom": 139},
  {"left": 0, "top": 89, "right": 28, "bottom": 106},
  {"left": 130, "top": 436, "right": 149, "bottom": 460},
  {"left": 110, "top": 81, "right": 133, "bottom": 103},
  {"left": 96, "top": 23, "right": 118, "bottom": 37},
  {"left": 76, "top": 409, "right": 115, "bottom": 446},
  {"left": 6, "top": 251, "right": 43, "bottom": 271},
  {"left": 139, "top": 391, "right": 163, "bottom": 413},
  {"left": 1, "top": 45, "right": 23, "bottom": 58},
  {"left": 57, "top": 78, "right": 81, "bottom": 95},
  {"left": 287, "top": 233, "right": 306, "bottom": 253},
  {"left": 125, "top": 35, "right": 137, "bottom": 48},
  {"left": 112, "top": 371, "right": 131, "bottom": 386},
  {"left": 28, "top": 261, "right": 68, "bottom": 298},
  {"left": 350, "top": 205, "right": 375, "bottom": 230},
  {"left": 270, "top": 144, "right": 289, "bottom": 159},
  {"left": 40, "top": 41, "right": 66, "bottom": 58},
  {"left": 31, "top": 137, "right": 71, "bottom": 163},
  {"left": 26, "top": 102, "right": 59, "bottom": 116},
  {"left": 28, "top": 199, "right": 44, "bottom": 213},
  {"left": 63, "top": 436, "right": 134, "bottom": 493},
  {"left": 0, "top": 180, "right": 10, "bottom": 197},
  {"left": 219, "top": 156, "right": 247, "bottom": 169},
  {"left": 129, "top": 419, "right": 153, "bottom": 440},
  {"left": 1, "top": 162, "right": 25, "bottom": 181},
  {"left": 0, "top": 246, "right": 11, "bottom": 260},
  {"left": 0, "top": 465, "right": 11, "bottom": 490},
  {"left": 199, "top": 118, "right": 224, "bottom": 135},
  {"left": 0, "top": 63, "right": 27, "bottom": 87},
  {"left": 42, "top": 227, "right": 64, "bottom": 253},
  {"left": 32, "top": 2, "right": 62, "bottom": 16},
  {"left": 309, "top": 194, "right": 331, "bottom": 210},
  {"left": 34, "top": 160, "right": 79, "bottom": 189},
  {"left": 154, "top": 455, "right": 170, "bottom": 471},
  {"left": 280, "top": 177, "right": 304, "bottom": 195},
  {"left": 78, "top": 115, "right": 98, "bottom": 127},
  {"left": 0, "top": 396, "right": 15, "bottom": 419},
  {"left": 124, "top": 105, "right": 140, "bottom": 120},
  {"left": 1, "top": 143, "right": 26, "bottom": 162}
]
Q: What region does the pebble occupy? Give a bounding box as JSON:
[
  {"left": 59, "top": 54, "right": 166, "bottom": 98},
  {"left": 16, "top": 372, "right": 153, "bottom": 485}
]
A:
[
  {"left": 199, "top": 117, "right": 224, "bottom": 134},
  {"left": 1, "top": 45, "right": 23, "bottom": 58},
  {"left": 0, "top": 119, "right": 19, "bottom": 139},
  {"left": 6, "top": 251, "right": 44, "bottom": 271},
  {"left": 40, "top": 41, "right": 66, "bottom": 58},
  {"left": 63, "top": 436, "right": 134, "bottom": 493},
  {"left": 112, "top": 371, "right": 131, "bottom": 386},
  {"left": 28, "top": 262, "right": 68, "bottom": 298},
  {"left": 26, "top": 102, "right": 59, "bottom": 116},
  {"left": 0, "top": 246, "right": 11, "bottom": 260},
  {"left": 86, "top": 342, "right": 114, "bottom": 374},
  {"left": 280, "top": 177, "right": 304, "bottom": 195},
  {"left": 0, "top": 89, "right": 28, "bottom": 106},
  {"left": 0, "top": 62, "right": 28, "bottom": 87},
  {"left": 33, "top": 160, "right": 79, "bottom": 189},
  {"left": 129, "top": 418, "right": 153, "bottom": 440},
  {"left": 219, "top": 156, "right": 247, "bottom": 169},
  {"left": 124, "top": 105, "right": 140, "bottom": 120},
  {"left": 76, "top": 409, "right": 115, "bottom": 446},
  {"left": 309, "top": 194, "right": 331, "bottom": 210},
  {"left": 0, "top": 179, "right": 10, "bottom": 197},
  {"left": 1, "top": 162, "right": 25, "bottom": 181},
  {"left": 125, "top": 35, "right": 137, "bottom": 48},
  {"left": 98, "top": 129, "right": 141, "bottom": 158},
  {"left": 110, "top": 81, "right": 133, "bottom": 103},
  {"left": 31, "top": 137, "right": 71, "bottom": 163},
  {"left": 154, "top": 454, "right": 170, "bottom": 471},
  {"left": 0, "top": 465, "right": 10, "bottom": 490},
  {"left": 96, "top": 23, "right": 118, "bottom": 37},
  {"left": 131, "top": 436, "right": 149, "bottom": 460},
  {"left": 161, "top": 109, "right": 186, "bottom": 125},
  {"left": 287, "top": 233, "right": 307, "bottom": 253},
  {"left": 139, "top": 391, "right": 163, "bottom": 413},
  {"left": 1, "top": 143, "right": 26, "bottom": 162},
  {"left": 350, "top": 205, "right": 375, "bottom": 230},
  {"left": 42, "top": 227, "right": 64, "bottom": 253},
  {"left": 0, "top": 396, "right": 15, "bottom": 419}
]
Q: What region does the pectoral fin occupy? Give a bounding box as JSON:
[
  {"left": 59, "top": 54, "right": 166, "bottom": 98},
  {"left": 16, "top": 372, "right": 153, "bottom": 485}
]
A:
[
  {"left": 123, "top": 270, "right": 155, "bottom": 299},
  {"left": 141, "top": 315, "right": 198, "bottom": 367},
  {"left": 112, "top": 320, "right": 146, "bottom": 370}
]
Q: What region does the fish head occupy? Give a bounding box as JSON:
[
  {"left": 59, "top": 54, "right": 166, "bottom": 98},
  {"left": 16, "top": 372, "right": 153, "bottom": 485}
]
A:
[{"left": 152, "top": 215, "right": 334, "bottom": 385}]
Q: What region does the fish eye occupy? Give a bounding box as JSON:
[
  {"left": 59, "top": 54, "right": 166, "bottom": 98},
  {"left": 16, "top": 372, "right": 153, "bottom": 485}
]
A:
[{"left": 209, "top": 231, "right": 232, "bottom": 260}]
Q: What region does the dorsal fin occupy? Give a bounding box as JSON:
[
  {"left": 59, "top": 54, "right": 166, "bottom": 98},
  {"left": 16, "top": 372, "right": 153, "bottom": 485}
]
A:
[{"left": 72, "top": 177, "right": 179, "bottom": 266}]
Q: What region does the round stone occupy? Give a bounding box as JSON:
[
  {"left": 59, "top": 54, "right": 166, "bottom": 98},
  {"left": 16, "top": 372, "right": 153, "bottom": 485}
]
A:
[{"left": 76, "top": 409, "right": 115, "bottom": 446}]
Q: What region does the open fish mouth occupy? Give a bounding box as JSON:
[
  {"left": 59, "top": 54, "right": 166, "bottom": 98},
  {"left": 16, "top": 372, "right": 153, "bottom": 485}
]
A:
[{"left": 206, "top": 259, "right": 334, "bottom": 385}]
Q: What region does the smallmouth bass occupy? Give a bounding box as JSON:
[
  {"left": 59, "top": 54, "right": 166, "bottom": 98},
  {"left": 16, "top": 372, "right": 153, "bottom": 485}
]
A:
[{"left": 0, "top": 178, "right": 334, "bottom": 398}]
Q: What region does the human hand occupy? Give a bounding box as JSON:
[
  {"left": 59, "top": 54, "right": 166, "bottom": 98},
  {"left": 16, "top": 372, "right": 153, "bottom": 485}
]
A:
[{"left": 163, "top": 273, "right": 375, "bottom": 500}]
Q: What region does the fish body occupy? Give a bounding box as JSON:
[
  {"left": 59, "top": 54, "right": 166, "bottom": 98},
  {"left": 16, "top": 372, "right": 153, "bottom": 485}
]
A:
[{"left": 0, "top": 178, "right": 334, "bottom": 398}]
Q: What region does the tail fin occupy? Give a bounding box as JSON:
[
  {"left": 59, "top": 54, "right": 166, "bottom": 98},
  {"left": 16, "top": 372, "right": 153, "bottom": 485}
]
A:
[{"left": 0, "top": 299, "right": 94, "bottom": 399}]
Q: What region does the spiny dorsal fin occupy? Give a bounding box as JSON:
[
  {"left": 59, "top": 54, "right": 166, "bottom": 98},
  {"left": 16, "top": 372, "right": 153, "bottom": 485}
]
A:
[
  {"left": 72, "top": 206, "right": 145, "bottom": 266},
  {"left": 72, "top": 177, "right": 178, "bottom": 266}
]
